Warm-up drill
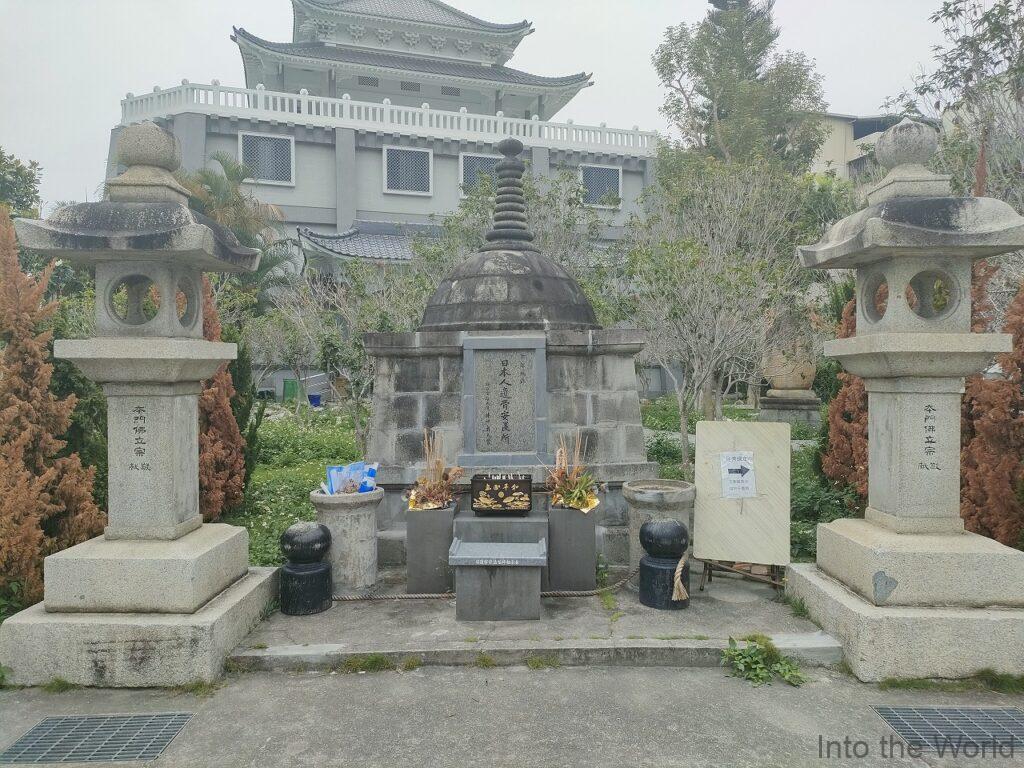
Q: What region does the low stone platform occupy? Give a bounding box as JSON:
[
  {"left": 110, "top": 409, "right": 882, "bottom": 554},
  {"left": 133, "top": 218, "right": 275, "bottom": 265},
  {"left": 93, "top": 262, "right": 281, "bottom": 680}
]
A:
[
  {"left": 1, "top": 568, "right": 278, "bottom": 688},
  {"left": 231, "top": 569, "right": 840, "bottom": 671},
  {"left": 788, "top": 563, "right": 1024, "bottom": 682}
]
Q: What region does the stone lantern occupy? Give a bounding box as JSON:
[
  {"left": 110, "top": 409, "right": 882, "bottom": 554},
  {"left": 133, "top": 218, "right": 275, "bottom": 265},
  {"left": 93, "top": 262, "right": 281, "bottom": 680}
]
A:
[
  {"left": 788, "top": 118, "right": 1024, "bottom": 681},
  {"left": 0, "top": 122, "right": 276, "bottom": 687}
]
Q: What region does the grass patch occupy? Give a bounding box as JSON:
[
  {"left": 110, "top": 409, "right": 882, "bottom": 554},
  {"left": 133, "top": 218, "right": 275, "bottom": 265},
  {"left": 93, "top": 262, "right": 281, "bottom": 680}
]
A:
[
  {"left": 654, "top": 634, "right": 711, "bottom": 641},
  {"left": 399, "top": 656, "right": 422, "bottom": 672},
  {"left": 721, "top": 634, "right": 805, "bottom": 687},
  {"left": 462, "top": 636, "right": 480, "bottom": 643},
  {"left": 474, "top": 653, "right": 497, "bottom": 669},
  {"left": 609, "top": 611, "right": 625, "bottom": 623},
  {"left": 42, "top": 677, "right": 81, "bottom": 693},
  {"left": 879, "top": 671, "right": 1024, "bottom": 694},
  {"left": 599, "top": 591, "right": 618, "bottom": 611},
  {"left": 780, "top": 593, "right": 810, "bottom": 619},
  {"left": 790, "top": 445, "right": 859, "bottom": 561},
  {"left": 250, "top": 643, "right": 268, "bottom": 650},
  {"left": 337, "top": 654, "right": 396, "bottom": 674},
  {"left": 525, "top": 655, "right": 561, "bottom": 670},
  {"left": 172, "top": 680, "right": 222, "bottom": 698},
  {"left": 625, "top": 635, "right": 645, "bottom": 640}
]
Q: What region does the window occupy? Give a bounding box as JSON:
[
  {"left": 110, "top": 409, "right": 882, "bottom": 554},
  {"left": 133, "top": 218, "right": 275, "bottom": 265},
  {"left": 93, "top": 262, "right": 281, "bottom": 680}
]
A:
[
  {"left": 440, "top": 85, "right": 461, "bottom": 97},
  {"left": 460, "top": 153, "right": 501, "bottom": 195},
  {"left": 400, "top": 81, "right": 421, "bottom": 92},
  {"left": 358, "top": 75, "right": 380, "bottom": 88},
  {"left": 384, "top": 147, "right": 432, "bottom": 195},
  {"left": 239, "top": 133, "right": 294, "bottom": 185},
  {"left": 580, "top": 164, "right": 622, "bottom": 207}
]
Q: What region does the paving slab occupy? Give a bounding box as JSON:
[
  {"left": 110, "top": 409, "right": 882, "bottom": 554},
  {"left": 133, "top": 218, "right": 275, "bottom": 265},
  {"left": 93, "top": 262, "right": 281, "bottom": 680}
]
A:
[{"left": 233, "top": 568, "right": 840, "bottom": 670}]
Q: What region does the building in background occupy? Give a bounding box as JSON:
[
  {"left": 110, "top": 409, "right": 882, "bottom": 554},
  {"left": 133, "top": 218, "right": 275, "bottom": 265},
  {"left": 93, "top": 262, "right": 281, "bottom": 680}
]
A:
[
  {"left": 811, "top": 112, "right": 900, "bottom": 179},
  {"left": 108, "top": 0, "right": 658, "bottom": 272}
]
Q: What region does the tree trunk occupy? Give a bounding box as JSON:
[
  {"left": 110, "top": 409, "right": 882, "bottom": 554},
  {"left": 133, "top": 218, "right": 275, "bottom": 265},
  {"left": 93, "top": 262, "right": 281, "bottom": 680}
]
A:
[
  {"left": 700, "top": 378, "right": 715, "bottom": 420},
  {"left": 714, "top": 370, "right": 725, "bottom": 420},
  {"left": 676, "top": 387, "right": 692, "bottom": 475}
]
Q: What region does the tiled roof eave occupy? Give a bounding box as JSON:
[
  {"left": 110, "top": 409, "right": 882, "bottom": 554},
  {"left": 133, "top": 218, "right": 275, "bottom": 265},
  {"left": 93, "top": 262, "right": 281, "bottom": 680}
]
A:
[
  {"left": 233, "top": 29, "right": 590, "bottom": 92},
  {"left": 293, "top": 0, "right": 532, "bottom": 35}
]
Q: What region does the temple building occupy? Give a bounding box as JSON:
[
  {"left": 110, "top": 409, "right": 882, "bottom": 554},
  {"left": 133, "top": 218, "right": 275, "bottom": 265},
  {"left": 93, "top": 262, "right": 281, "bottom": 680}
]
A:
[{"left": 108, "top": 0, "right": 658, "bottom": 268}]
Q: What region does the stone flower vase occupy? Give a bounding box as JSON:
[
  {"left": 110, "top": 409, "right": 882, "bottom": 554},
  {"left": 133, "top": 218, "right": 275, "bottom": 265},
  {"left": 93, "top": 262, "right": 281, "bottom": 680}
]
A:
[
  {"left": 623, "top": 480, "right": 696, "bottom": 590},
  {"left": 310, "top": 488, "right": 383, "bottom": 593},
  {"left": 547, "top": 503, "right": 597, "bottom": 591},
  {"left": 406, "top": 501, "right": 457, "bottom": 594}
]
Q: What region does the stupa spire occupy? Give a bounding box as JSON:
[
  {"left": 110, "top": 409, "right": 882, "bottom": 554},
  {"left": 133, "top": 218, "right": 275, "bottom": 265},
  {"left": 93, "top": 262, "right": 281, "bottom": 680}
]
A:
[{"left": 483, "top": 138, "right": 538, "bottom": 252}]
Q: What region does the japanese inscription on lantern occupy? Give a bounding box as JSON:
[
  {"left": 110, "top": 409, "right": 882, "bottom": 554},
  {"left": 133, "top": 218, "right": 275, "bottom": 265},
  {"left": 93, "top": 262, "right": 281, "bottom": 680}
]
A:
[
  {"left": 128, "top": 404, "right": 151, "bottom": 472},
  {"left": 475, "top": 350, "right": 534, "bottom": 453},
  {"left": 918, "top": 402, "right": 941, "bottom": 471}
]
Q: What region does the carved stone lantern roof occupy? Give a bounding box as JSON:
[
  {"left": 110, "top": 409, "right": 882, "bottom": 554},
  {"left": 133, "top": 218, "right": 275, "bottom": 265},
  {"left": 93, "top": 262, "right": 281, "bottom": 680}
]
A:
[
  {"left": 799, "top": 118, "right": 1024, "bottom": 269},
  {"left": 14, "top": 122, "right": 259, "bottom": 274}
]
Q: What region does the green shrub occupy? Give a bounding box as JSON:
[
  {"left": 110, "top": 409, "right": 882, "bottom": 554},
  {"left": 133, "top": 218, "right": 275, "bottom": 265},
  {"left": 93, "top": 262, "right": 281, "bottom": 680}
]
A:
[
  {"left": 646, "top": 433, "right": 683, "bottom": 466},
  {"left": 790, "top": 446, "right": 857, "bottom": 560},
  {"left": 257, "top": 409, "right": 360, "bottom": 468},
  {"left": 223, "top": 461, "right": 323, "bottom": 565},
  {"left": 812, "top": 359, "right": 843, "bottom": 403},
  {"left": 641, "top": 396, "right": 697, "bottom": 433}
]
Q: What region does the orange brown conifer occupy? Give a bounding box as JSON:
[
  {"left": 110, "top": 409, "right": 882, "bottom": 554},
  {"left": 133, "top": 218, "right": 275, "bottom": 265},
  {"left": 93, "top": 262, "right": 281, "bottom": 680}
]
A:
[
  {"left": 821, "top": 298, "right": 868, "bottom": 497},
  {"left": 0, "top": 208, "right": 104, "bottom": 604},
  {"left": 198, "top": 276, "right": 246, "bottom": 520}
]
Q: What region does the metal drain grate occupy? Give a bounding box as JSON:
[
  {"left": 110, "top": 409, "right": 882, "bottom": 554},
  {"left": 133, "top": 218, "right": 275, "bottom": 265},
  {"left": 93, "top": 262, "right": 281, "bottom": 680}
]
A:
[
  {"left": 873, "top": 706, "right": 1024, "bottom": 752},
  {"left": 0, "top": 713, "right": 192, "bottom": 764}
]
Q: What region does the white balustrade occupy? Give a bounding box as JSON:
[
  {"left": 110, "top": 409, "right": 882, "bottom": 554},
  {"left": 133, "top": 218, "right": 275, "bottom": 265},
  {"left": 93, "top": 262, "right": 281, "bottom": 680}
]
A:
[{"left": 120, "top": 83, "right": 657, "bottom": 156}]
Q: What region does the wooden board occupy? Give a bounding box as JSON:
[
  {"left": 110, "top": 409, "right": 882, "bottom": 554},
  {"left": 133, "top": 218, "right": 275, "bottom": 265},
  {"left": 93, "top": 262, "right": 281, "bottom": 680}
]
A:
[{"left": 693, "top": 421, "right": 791, "bottom": 567}]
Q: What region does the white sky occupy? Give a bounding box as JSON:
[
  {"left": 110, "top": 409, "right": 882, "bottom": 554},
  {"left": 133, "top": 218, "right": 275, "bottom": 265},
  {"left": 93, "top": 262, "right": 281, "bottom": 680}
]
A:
[{"left": 0, "top": 0, "right": 946, "bottom": 210}]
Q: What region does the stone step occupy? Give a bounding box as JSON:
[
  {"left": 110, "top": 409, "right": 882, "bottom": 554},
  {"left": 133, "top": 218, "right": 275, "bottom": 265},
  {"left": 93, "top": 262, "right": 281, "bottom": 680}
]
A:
[
  {"left": 377, "top": 523, "right": 631, "bottom": 568},
  {"left": 229, "top": 631, "right": 841, "bottom": 672}
]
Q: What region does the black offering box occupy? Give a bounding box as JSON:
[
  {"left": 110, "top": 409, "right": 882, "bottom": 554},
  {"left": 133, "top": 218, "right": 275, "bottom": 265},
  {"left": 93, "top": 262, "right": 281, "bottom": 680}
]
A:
[{"left": 471, "top": 474, "right": 532, "bottom": 516}]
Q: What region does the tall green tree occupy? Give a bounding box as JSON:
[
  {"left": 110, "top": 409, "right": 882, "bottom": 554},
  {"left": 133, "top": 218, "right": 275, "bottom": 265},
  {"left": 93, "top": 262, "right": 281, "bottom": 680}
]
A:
[
  {"left": 653, "top": 0, "right": 827, "bottom": 171},
  {"left": 0, "top": 147, "right": 42, "bottom": 217}
]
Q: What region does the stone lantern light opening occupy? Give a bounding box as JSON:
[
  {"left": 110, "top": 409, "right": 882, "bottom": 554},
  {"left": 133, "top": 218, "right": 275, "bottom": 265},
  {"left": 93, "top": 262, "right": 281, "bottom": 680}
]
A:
[
  {"left": 788, "top": 118, "right": 1024, "bottom": 682},
  {"left": 0, "top": 121, "right": 277, "bottom": 687}
]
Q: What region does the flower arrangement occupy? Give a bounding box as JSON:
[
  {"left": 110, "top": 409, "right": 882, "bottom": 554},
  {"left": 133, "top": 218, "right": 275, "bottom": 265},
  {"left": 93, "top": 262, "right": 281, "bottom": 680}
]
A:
[
  {"left": 407, "top": 429, "right": 463, "bottom": 510},
  {"left": 547, "top": 431, "right": 599, "bottom": 513}
]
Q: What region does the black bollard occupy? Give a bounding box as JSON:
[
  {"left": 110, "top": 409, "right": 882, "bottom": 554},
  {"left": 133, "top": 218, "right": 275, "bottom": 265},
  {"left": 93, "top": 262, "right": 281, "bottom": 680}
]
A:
[
  {"left": 280, "top": 522, "right": 333, "bottom": 615},
  {"left": 638, "top": 519, "right": 690, "bottom": 610}
]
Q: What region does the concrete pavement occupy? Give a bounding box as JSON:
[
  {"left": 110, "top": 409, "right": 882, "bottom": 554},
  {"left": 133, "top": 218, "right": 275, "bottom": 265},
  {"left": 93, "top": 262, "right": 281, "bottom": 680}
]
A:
[{"left": 2, "top": 666, "right": 1021, "bottom": 767}]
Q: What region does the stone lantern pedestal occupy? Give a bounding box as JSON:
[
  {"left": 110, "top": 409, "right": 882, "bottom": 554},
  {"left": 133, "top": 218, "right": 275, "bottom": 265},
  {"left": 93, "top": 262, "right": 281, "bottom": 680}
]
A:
[
  {"left": 787, "top": 119, "right": 1024, "bottom": 681},
  {"left": 0, "top": 123, "right": 276, "bottom": 687}
]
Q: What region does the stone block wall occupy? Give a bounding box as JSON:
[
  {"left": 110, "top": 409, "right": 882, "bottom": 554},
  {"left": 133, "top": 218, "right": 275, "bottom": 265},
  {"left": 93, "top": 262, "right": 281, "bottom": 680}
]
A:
[{"left": 365, "top": 329, "right": 657, "bottom": 529}]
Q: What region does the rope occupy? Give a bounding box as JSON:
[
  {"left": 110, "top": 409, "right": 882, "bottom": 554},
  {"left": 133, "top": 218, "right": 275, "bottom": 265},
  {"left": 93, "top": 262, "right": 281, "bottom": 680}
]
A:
[
  {"left": 672, "top": 554, "right": 689, "bottom": 602},
  {"left": 331, "top": 566, "right": 641, "bottom": 603}
]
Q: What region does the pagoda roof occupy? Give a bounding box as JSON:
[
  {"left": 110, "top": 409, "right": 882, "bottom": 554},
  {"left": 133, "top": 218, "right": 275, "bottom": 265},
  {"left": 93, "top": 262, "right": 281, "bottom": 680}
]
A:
[
  {"left": 296, "top": 0, "right": 531, "bottom": 33},
  {"left": 234, "top": 28, "right": 591, "bottom": 91},
  {"left": 299, "top": 226, "right": 422, "bottom": 262}
]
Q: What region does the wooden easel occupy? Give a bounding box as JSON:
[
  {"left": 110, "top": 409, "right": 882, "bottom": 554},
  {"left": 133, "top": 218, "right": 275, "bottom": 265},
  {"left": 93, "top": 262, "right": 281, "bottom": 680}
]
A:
[{"left": 697, "top": 559, "right": 785, "bottom": 591}]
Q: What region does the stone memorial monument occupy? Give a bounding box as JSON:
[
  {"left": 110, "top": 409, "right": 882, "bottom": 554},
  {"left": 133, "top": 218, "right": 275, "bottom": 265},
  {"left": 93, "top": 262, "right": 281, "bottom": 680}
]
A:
[
  {"left": 366, "top": 138, "right": 657, "bottom": 576},
  {"left": 0, "top": 122, "right": 277, "bottom": 687},
  {"left": 787, "top": 118, "right": 1024, "bottom": 681}
]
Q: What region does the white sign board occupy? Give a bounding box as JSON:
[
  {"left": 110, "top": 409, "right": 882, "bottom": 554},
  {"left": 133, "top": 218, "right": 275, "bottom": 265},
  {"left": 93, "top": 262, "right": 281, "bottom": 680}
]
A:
[
  {"left": 720, "top": 451, "right": 756, "bottom": 498},
  {"left": 694, "top": 421, "right": 790, "bottom": 567}
]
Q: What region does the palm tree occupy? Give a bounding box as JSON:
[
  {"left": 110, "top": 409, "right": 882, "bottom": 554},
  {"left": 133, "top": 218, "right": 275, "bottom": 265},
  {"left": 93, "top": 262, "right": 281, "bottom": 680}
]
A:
[{"left": 177, "top": 152, "right": 293, "bottom": 318}]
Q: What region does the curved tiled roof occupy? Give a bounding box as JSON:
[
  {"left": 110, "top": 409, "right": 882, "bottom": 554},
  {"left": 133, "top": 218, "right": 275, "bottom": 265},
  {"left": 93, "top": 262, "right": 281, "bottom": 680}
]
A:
[
  {"left": 234, "top": 28, "right": 590, "bottom": 89},
  {"left": 299, "top": 227, "right": 419, "bottom": 262},
  {"left": 297, "top": 0, "right": 531, "bottom": 33}
]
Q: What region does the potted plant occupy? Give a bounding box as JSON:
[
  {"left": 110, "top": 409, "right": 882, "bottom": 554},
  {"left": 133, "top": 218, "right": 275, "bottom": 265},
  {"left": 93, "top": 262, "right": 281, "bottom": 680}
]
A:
[
  {"left": 546, "top": 431, "right": 599, "bottom": 590},
  {"left": 405, "top": 430, "right": 463, "bottom": 593}
]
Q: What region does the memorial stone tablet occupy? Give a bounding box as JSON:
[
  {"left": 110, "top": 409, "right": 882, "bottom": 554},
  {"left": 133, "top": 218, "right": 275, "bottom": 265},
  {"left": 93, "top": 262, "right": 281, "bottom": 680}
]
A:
[{"left": 474, "top": 349, "right": 535, "bottom": 453}]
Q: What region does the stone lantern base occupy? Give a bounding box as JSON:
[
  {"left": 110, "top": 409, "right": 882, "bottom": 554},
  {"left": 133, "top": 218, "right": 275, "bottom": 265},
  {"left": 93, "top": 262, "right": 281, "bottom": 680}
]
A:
[
  {"left": 787, "top": 561, "right": 1024, "bottom": 682},
  {"left": 0, "top": 562, "right": 276, "bottom": 688}
]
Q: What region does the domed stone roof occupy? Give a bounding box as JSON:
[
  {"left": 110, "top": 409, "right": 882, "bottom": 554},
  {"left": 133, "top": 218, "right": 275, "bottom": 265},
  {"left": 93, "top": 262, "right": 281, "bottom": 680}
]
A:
[
  {"left": 419, "top": 138, "right": 599, "bottom": 332},
  {"left": 420, "top": 249, "right": 599, "bottom": 331}
]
